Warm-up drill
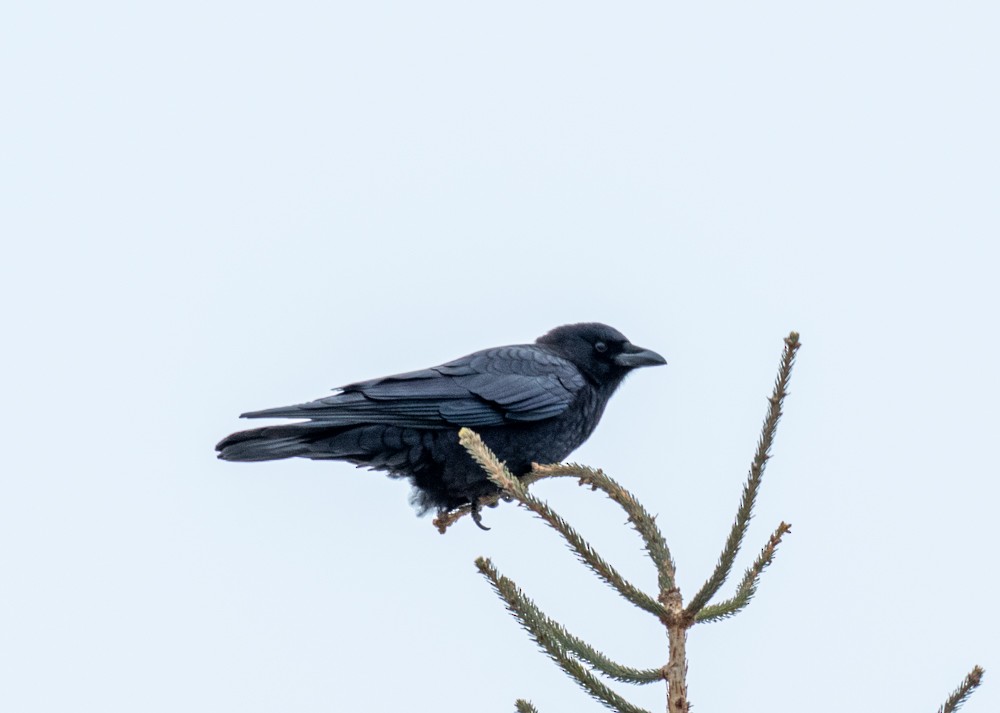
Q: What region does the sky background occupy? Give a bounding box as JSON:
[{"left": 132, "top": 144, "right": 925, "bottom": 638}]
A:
[{"left": 2, "top": 1, "right": 998, "bottom": 712}]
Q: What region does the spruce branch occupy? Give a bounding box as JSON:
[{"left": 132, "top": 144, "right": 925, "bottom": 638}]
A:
[
  {"left": 685, "top": 332, "right": 800, "bottom": 618},
  {"left": 435, "top": 459, "right": 675, "bottom": 593},
  {"left": 476, "top": 557, "right": 664, "bottom": 685},
  {"left": 938, "top": 666, "right": 985, "bottom": 713},
  {"left": 532, "top": 463, "right": 675, "bottom": 594},
  {"left": 694, "top": 522, "right": 791, "bottom": 623},
  {"left": 515, "top": 700, "right": 539, "bottom": 713},
  {"left": 478, "top": 557, "right": 653, "bottom": 713},
  {"left": 460, "top": 429, "right": 668, "bottom": 620},
  {"left": 433, "top": 467, "right": 550, "bottom": 533}
]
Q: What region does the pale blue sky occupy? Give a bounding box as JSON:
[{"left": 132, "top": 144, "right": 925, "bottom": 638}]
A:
[{"left": 2, "top": 1, "right": 997, "bottom": 711}]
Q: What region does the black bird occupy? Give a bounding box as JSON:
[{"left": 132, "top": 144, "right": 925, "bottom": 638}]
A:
[{"left": 216, "top": 323, "right": 666, "bottom": 522}]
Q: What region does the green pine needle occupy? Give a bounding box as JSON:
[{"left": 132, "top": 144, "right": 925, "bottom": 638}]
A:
[
  {"left": 938, "top": 666, "right": 985, "bottom": 713},
  {"left": 460, "top": 429, "right": 667, "bottom": 619},
  {"left": 477, "top": 557, "right": 653, "bottom": 713},
  {"left": 476, "top": 557, "right": 664, "bottom": 685},
  {"left": 532, "top": 462, "right": 676, "bottom": 594},
  {"left": 686, "top": 332, "right": 800, "bottom": 618},
  {"left": 695, "top": 522, "right": 791, "bottom": 623}
]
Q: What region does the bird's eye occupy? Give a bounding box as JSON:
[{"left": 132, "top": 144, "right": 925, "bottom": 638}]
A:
[{"left": 594, "top": 341, "right": 608, "bottom": 353}]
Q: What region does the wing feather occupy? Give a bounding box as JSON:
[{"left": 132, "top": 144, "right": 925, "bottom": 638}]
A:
[{"left": 240, "top": 345, "right": 584, "bottom": 428}]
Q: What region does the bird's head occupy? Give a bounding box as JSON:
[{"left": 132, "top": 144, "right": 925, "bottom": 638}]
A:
[{"left": 536, "top": 323, "right": 667, "bottom": 385}]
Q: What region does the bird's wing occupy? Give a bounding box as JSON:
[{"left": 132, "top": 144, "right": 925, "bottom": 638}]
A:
[{"left": 240, "top": 345, "right": 585, "bottom": 428}]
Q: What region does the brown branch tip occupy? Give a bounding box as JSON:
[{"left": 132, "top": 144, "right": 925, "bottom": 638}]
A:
[
  {"left": 433, "top": 467, "right": 555, "bottom": 534},
  {"left": 939, "top": 666, "right": 985, "bottom": 713}
]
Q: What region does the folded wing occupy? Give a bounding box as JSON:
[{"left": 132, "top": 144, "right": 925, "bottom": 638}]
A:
[{"left": 240, "top": 345, "right": 585, "bottom": 428}]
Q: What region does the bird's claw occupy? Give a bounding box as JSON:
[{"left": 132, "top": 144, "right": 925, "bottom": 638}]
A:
[{"left": 470, "top": 500, "right": 491, "bottom": 531}]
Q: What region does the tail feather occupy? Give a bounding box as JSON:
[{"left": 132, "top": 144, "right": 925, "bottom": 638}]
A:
[
  {"left": 216, "top": 425, "right": 316, "bottom": 462},
  {"left": 216, "top": 422, "right": 458, "bottom": 510},
  {"left": 216, "top": 421, "right": 429, "bottom": 476}
]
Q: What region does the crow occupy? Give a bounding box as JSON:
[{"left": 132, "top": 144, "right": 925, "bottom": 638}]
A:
[{"left": 216, "top": 323, "right": 665, "bottom": 524}]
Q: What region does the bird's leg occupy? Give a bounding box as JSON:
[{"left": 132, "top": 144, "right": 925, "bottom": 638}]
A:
[{"left": 470, "top": 499, "right": 491, "bottom": 531}]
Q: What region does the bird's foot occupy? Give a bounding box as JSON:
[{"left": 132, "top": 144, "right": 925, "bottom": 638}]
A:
[{"left": 470, "top": 500, "right": 491, "bottom": 531}]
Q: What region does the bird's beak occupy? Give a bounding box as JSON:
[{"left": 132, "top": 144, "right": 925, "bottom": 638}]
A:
[{"left": 614, "top": 343, "right": 667, "bottom": 368}]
